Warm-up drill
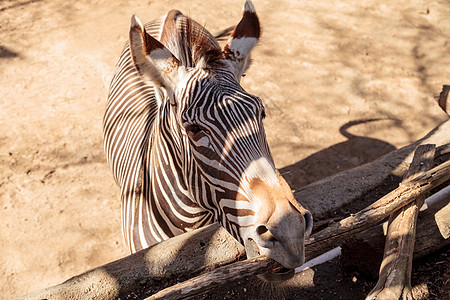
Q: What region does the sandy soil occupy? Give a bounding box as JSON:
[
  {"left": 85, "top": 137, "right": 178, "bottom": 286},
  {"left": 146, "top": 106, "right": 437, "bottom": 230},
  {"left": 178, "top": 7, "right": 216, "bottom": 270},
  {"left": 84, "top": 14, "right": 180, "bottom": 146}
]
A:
[{"left": 0, "top": 0, "right": 449, "bottom": 299}]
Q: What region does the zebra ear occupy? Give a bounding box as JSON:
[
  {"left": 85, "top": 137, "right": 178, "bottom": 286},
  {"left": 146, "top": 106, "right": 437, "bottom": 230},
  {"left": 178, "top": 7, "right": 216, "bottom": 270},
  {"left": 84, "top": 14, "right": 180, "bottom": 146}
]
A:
[
  {"left": 222, "top": 0, "right": 260, "bottom": 81},
  {"left": 129, "top": 15, "right": 181, "bottom": 103}
]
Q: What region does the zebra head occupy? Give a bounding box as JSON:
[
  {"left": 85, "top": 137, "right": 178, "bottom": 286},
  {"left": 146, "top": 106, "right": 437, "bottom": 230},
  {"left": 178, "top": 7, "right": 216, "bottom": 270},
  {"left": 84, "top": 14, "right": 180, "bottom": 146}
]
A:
[{"left": 128, "top": 0, "right": 313, "bottom": 275}]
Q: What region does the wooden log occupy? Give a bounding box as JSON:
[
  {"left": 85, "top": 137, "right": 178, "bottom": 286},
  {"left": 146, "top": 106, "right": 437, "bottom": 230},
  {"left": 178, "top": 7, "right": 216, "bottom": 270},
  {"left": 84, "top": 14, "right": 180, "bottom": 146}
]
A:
[
  {"left": 341, "top": 186, "right": 450, "bottom": 279},
  {"left": 145, "top": 255, "right": 278, "bottom": 300},
  {"left": 366, "top": 145, "right": 436, "bottom": 300},
  {"left": 305, "top": 158, "right": 450, "bottom": 255}
]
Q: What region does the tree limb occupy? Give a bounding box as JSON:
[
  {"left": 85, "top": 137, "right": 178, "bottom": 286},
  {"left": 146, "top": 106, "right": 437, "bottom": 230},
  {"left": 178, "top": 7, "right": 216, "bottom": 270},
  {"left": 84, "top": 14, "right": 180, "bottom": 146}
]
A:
[
  {"left": 305, "top": 158, "right": 450, "bottom": 256},
  {"left": 145, "top": 255, "right": 278, "bottom": 300}
]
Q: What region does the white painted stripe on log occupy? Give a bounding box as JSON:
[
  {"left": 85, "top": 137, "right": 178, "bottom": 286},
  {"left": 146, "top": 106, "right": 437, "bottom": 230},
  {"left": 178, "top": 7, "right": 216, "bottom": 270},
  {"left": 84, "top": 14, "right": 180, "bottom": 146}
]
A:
[
  {"left": 420, "top": 184, "right": 450, "bottom": 211},
  {"left": 295, "top": 246, "right": 342, "bottom": 273}
]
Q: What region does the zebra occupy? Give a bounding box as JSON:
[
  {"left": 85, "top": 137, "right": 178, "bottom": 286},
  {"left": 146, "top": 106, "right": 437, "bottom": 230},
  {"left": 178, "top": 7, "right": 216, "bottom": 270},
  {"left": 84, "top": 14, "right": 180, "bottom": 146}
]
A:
[{"left": 103, "top": 0, "right": 313, "bottom": 279}]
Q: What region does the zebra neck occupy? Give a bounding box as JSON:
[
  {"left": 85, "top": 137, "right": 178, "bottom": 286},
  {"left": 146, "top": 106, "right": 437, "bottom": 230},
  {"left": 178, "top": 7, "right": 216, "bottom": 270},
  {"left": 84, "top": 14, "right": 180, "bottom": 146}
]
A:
[{"left": 143, "top": 110, "right": 212, "bottom": 243}]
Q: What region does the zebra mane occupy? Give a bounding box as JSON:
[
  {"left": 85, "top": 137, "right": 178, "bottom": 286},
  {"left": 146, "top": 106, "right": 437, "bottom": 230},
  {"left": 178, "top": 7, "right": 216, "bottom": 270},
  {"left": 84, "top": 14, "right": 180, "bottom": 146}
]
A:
[{"left": 159, "top": 10, "right": 224, "bottom": 69}]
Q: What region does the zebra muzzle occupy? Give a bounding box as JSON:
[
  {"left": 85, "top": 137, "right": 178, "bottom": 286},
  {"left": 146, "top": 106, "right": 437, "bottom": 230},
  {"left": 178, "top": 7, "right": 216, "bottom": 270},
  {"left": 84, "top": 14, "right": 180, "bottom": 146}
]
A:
[{"left": 245, "top": 238, "right": 295, "bottom": 282}]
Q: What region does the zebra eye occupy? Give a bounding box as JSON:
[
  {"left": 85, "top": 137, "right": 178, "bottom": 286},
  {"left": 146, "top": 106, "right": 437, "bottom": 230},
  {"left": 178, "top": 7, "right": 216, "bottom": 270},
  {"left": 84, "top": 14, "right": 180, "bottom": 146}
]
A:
[{"left": 186, "top": 124, "right": 204, "bottom": 136}]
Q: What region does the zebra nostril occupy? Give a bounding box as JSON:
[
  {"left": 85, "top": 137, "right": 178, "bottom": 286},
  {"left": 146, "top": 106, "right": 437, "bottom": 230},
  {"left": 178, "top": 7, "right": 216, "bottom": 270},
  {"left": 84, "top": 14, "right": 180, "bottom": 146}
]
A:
[
  {"left": 256, "top": 225, "right": 278, "bottom": 243},
  {"left": 256, "top": 225, "right": 268, "bottom": 235},
  {"left": 303, "top": 210, "right": 313, "bottom": 236}
]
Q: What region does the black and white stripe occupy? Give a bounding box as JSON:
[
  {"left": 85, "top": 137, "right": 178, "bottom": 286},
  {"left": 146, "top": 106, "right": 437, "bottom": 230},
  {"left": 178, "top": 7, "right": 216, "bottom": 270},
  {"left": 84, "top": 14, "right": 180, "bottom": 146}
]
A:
[{"left": 104, "top": 13, "right": 270, "bottom": 253}]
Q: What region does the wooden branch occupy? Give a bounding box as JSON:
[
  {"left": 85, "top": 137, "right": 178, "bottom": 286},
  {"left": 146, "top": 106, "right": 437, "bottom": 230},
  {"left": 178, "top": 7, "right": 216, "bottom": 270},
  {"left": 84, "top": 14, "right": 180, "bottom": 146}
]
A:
[
  {"left": 366, "top": 144, "right": 436, "bottom": 300},
  {"left": 145, "top": 255, "right": 278, "bottom": 300},
  {"left": 435, "top": 85, "right": 450, "bottom": 115},
  {"left": 305, "top": 158, "right": 450, "bottom": 256},
  {"left": 341, "top": 188, "right": 450, "bottom": 279}
]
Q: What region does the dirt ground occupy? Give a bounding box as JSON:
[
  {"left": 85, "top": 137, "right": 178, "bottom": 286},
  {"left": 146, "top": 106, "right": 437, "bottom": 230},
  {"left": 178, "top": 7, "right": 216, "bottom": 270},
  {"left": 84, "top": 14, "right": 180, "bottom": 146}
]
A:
[{"left": 1, "top": 0, "right": 449, "bottom": 299}]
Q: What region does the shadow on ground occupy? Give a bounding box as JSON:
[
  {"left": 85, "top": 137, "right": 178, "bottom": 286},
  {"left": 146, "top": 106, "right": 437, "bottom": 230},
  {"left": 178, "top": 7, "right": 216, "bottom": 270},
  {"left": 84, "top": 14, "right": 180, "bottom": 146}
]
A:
[{"left": 280, "top": 118, "right": 397, "bottom": 190}]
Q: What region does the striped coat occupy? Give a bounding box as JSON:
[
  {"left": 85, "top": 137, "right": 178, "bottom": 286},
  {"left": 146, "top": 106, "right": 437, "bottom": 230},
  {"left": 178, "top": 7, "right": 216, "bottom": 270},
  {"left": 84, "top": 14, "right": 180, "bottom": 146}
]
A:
[{"left": 104, "top": 1, "right": 312, "bottom": 275}]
